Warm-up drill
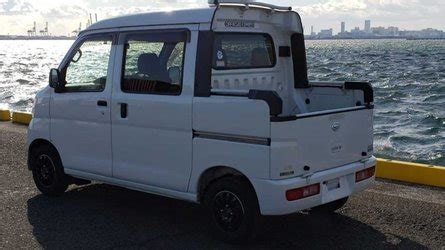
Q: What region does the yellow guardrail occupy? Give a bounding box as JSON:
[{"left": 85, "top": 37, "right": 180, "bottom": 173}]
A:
[
  {"left": 11, "top": 111, "right": 33, "bottom": 125},
  {"left": 0, "top": 109, "right": 10, "bottom": 121},
  {"left": 0, "top": 109, "right": 443, "bottom": 188},
  {"left": 376, "top": 158, "right": 444, "bottom": 188}
]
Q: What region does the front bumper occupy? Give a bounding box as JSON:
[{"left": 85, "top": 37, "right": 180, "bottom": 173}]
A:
[{"left": 251, "top": 156, "right": 376, "bottom": 215}]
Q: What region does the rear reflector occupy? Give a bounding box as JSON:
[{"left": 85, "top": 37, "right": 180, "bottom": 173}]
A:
[
  {"left": 286, "top": 183, "right": 320, "bottom": 201},
  {"left": 355, "top": 166, "right": 375, "bottom": 182}
]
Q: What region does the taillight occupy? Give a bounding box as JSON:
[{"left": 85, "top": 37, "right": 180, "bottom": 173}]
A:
[
  {"left": 355, "top": 166, "right": 375, "bottom": 182},
  {"left": 286, "top": 183, "right": 320, "bottom": 201}
]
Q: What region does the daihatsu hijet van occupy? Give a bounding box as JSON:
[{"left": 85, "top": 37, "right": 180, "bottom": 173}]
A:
[{"left": 27, "top": 0, "right": 376, "bottom": 243}]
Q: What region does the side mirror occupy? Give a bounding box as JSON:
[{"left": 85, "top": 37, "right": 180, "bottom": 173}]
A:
[{"left": 49, "top": 68, "right": 63, "bottom": 91}]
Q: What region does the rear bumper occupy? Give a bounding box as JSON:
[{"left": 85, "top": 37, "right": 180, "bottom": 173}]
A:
[{"left": 251, "top": 156, "right": 376, "bottom": 215}]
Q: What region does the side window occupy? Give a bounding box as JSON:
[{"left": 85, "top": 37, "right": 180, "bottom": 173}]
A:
[
  {"left": 213, "top": 33, "right": 276, "bottom": 70},
  {"left": 121, "top": 32, "right": 186, "bottom": 95},
  {"left": 62, "top": 36, "right": 113, "bottom": 92}
]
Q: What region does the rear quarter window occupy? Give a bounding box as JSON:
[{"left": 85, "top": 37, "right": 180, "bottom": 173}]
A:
[{"left": 213, "top": 33, "right": 276, "bottom": 70}]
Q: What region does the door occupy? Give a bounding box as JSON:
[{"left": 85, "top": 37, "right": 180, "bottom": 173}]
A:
[
  {"left": 111, "top": 30, "right": 193, "bottom": 191},
  {"left": 50, "top": 34, "right": 115, "bottom": 176}
]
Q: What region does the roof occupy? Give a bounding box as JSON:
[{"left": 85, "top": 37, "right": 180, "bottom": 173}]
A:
[{"left": 86, "top": 7, "right": 216, "bottom": 32}]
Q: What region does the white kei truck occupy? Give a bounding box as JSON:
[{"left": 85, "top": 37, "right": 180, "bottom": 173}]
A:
[{"left": 27, "top": 0, "right": 376, "bottom": 243}]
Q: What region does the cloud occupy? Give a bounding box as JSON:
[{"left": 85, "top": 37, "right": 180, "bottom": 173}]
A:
[
  {"left": 0, "top": 0, "right": 35, "bottom": 15},
  {"left": 295, "top": 0, "right": 427, "bottom": 17},
  {"left": 43, "top": 5, "right": 88, "bottom": 19},
  {"left": 293, "top": 0, "right": 445, "bottom": 32}
]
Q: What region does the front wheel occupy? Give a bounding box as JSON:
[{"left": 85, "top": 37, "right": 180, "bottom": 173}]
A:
[
  {"left": 203, "top": 176, "right": 261, "bottom": 244},
  {"left": 30, "top": 145, "right": 69, "bottom": 197}
]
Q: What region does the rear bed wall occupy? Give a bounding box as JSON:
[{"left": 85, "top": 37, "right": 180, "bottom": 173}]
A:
[{"left": 211, "top": 6, "right": 303, "bottom": 115}]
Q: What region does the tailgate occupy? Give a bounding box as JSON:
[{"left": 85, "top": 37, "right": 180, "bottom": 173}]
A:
[{"left": 270, "top": 107, "right": 373, "bottom": 179}]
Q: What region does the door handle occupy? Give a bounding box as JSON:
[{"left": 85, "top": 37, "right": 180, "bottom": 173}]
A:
[
  {"left": 120, "top": 103, "right": 128, "bottom": 118},
  {"left": 97, "top": 100, "right": 108, "bottom": 107}
]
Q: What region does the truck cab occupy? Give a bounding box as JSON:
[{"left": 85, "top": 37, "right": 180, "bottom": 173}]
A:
[{"left": 28, "top": 0, "right": 376, "bottom": 243}]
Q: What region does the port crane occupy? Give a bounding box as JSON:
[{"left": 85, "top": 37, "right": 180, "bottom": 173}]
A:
[
  {"left": 39, "top": 22, "right": 49, "bottom": 36},
  {"left": 27, "top": 22, "right": 36, "bottom": 36}
]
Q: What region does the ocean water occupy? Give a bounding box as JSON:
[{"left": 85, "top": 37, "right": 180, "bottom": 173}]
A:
[
  {"left": 305, "top": 40, "right": 444, "bottom": 165},
  {"left": 0, "top": 39, "right": 444, "bottom": 165}
]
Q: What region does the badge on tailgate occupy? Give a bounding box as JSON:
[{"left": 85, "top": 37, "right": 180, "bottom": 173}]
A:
[
  {"left": 331, "top": 144, "right": 343, "bottom": 153},
  {"left": 331, "top": 122, "right": 340, "bottom": 131}
]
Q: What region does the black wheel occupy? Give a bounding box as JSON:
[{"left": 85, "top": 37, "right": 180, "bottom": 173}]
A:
[
  {"left": 311, "top": 197, "right": 349, "bottom": 213},
  {"left": 203, "top": 176, "right": 261, "bottom": 244},
  {"left": 30, "top": 145, "right": 69, "bottom": 197}
]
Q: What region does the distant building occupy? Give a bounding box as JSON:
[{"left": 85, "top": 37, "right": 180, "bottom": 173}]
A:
[
  {"left": 365, "top": 20, "right": 371, "bottom": 33},
  {"left": 401, "top": 28, "right": 444, "bottom": 39},
  {"left": 371, "top": 26, "right": 385, "bottom": 36},
  {"left": 318, "top": 28, "right": 333, "bottom": 38},
  {"left": 387, "top": 26, "right": 399, "bottom": 36},
  {"left": 311, "top": 25, "right": 315, "bottom": 36},
  {"left": 341, "top": 22, "right": 345, "bottom": 34},
  {"left": 371, "top": 26, "right": 399, "bottom": 37}
]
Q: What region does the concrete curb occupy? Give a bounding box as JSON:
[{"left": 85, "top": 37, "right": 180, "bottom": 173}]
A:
[
  {"left": 0, "top": 109, "right": 10, "bottom": 121},
  {"left": 11, "top": 111, "right": 33, "bottom": 125},
  {"left": 0, "top": 109, "right": 33, "bottom": 124},
  {"left": 376, "top": 158, "right": 444, "bottom": 188}
]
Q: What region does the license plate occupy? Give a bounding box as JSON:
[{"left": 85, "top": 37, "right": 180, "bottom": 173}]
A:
[{"left": 324, "top": 178, "right": 340, "bottom": 190}]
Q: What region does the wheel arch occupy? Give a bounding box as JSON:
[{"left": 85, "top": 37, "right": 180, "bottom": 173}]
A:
[
  {"left": 27, "top": 139, "right": 60, "bottom": 170},
  {"left": 196, "top": 165, "right": 257, "bottom": 204}
]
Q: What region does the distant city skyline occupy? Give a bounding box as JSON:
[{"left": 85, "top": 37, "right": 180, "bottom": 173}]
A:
[
  {"left": 306, "top": 19, "right": 444, "bottom": 39},
  {"left": 0, "top": 0, "right": 444, "bottom": 36}
]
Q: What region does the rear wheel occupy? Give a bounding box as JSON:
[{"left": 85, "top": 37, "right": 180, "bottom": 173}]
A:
[
  {"left": 203, "top": 176, "right": 261, "bottom": 244},
  {"left": 311, "top": 197, "right": 349, "bottom": 213},
  {"left": 30, "top": 145, "right": 69, "bottom": 197}
]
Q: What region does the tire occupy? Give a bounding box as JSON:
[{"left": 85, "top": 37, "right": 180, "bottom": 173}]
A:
[
  {"left": 30, "top": 144, "right": 69, "bottom": 197},
  {"left": 203, "top": 176, "right": 261, "bottom": 244},
  {"left": 311, "top": 197, "right": 349, "bottom": 213}
]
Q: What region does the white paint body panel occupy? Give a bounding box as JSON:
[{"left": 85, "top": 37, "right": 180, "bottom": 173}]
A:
[
  {"left": 193, "top": 96, "right": 270, "bottom": 138},
  {"left": 27, "top": 87, "right": 51, "bottom": 148},
  {"left": 110, "top": 93, "right": 193, "bottom": 191},
  {"left": 49, "top": 91, "right": 113, "bottom": 176},
  {"left": 189, "top": 138, "right": 270, "bottom": 194},
  {"left": 86, "top": 8, "right": 215, "bottom": 32},
  {"left": 64, "top": 168, "right": 197, "bottom": 202},
  {"left": 270, "top": 108, "right": 374, "bottom": 179},
  {"left": 251, "top": 156, "right": 376, "bottom": 215}
]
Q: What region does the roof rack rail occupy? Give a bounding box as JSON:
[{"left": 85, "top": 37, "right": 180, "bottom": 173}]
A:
[{"left": 209, "top": 0, "right": 292, "bottom": 11}]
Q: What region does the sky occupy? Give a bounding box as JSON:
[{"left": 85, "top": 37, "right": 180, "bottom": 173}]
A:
[{"left": 0, "top": 0, "right": 443, "bottom": 36}]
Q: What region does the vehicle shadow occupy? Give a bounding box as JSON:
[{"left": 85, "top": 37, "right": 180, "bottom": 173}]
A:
[{"left": 27, "top": 183, "right": 425, "bottom": 249}]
